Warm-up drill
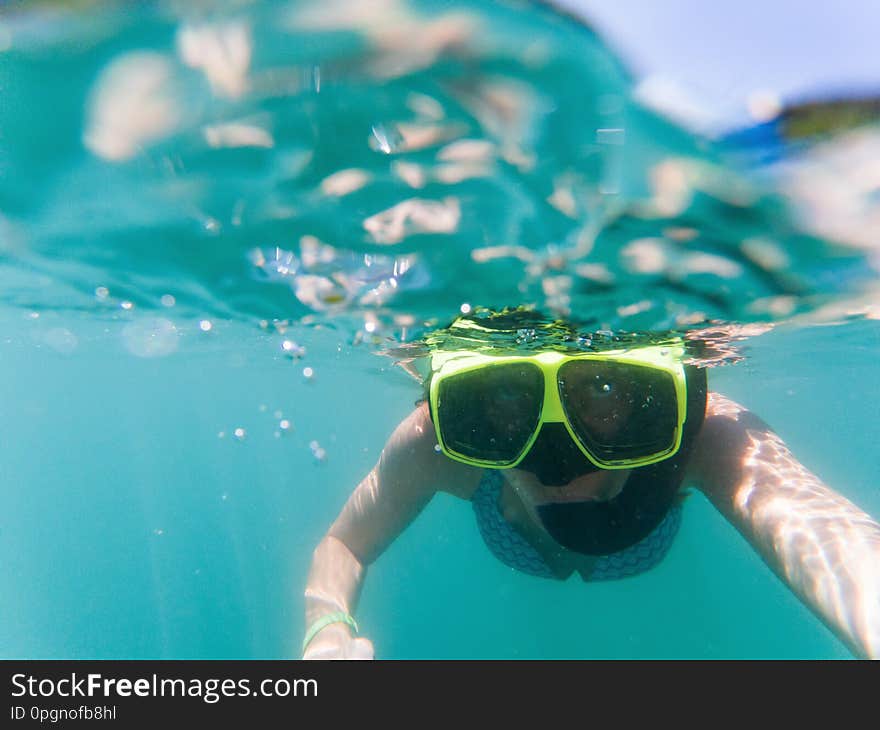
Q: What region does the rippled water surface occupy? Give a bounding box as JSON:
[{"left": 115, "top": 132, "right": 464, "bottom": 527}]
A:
[{"left": 1, "top": 0, "right": 878, "bottom": 658}]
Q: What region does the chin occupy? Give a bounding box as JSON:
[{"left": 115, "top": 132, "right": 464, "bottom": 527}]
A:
[
  {"left": 539, "top": 470, "right": 626, "bottom": 502},
  {"left": 536, "top": 493, "right": 603, "bottom": 505}
]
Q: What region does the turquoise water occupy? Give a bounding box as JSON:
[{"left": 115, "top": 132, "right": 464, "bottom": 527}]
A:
[{"left": 1, "top": 0, "right": 878, "bottom": 659}]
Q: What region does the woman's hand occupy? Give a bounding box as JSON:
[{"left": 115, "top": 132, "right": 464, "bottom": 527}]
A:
[{"left": 302, "top": 624, "right": 375, "bottom": 660}]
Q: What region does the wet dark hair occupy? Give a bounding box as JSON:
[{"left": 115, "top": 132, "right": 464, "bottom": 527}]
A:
[
  {"left": 420, "top": 306, "right": 684, "bottom": 356},
  {"left": 413, "top": 305, "right": 696, "bottom": 401}
]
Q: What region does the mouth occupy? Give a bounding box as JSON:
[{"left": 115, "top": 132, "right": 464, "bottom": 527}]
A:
[
  {"left": 532, "top": 471, "right": 626, "bottom": 505},
  {"left": 535, "top": 493, "right": 607, "bottom": 506}
]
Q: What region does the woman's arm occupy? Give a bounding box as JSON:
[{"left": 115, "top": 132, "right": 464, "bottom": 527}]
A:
[
  {"left": 302, "top": 402, "right": 481, "bottom": 658},
  {"left": 687, "top": 392, "right": 880, "bottom": 658}
]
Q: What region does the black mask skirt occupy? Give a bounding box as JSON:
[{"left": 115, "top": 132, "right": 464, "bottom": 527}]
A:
[{"left": 532, "top": 365, "right": 707, "bottom": 555}]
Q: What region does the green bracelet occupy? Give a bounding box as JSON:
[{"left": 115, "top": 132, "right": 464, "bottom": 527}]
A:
[{"left": 302, "top": 611, "right": 359, "bottom": 656}]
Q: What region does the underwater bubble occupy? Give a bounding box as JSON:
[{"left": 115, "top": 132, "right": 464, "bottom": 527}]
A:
[
  {"left": 309, "top": 440, "right": 326, "bottom": 461},
  {"left": 218, "top": 431, "right": 226, "bottom": 438},
  {"left": 160, "top": 294, "right": 176, "bottom": 307},
  {"left": 199, "top": 320, "right": 213, "bottom": 332},
  {"left": 273, "top": 410, "right": 283, "bottom": 419},
  {"left": 44, "top": 328, "right": 78, "bottom": 355},
  {"left": 282, "top": 339, "right": 306, "bottom": 358},
  {"left": 303, "top": 366, "right": 314, "bottom": 379},
  {"left": 203, "top": 217, "right": 221, "bottom": 234},
  {"left": 364, "top": 321, "right": 377, "bottom": 333},
  {"left": 370, "top": 123, "right": 404, "bottom": 154},
  {"left": 120, "top": 301, "right": 134, "bottom": 310},
  {"left": 279, "top": 419, "right": 291, "bottom": 431},
  {"left": 95, "top": 286, "right": 110, "bottom": 300},
  {"left": 259, "top": 404, "right": 267, "bottom": 412},
  {"left": 233, "top": 427, "right": 246, "bottom": 441},
  {"left": 27, "top": 312, "right": 39, "bottom": 320},
  {"left": 121, "top": 317, "right": 178, "bottom": 358},
  {"left": 434, "top": 444, "right": 442, "bottom": 453}
]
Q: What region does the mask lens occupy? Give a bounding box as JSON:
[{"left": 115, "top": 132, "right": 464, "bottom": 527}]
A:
[
  {"left": 437, "top": 362, "right": 543, "bottom": 464},
  {"left": 557, "top": 359, "right": 678, "bottom": 463}
]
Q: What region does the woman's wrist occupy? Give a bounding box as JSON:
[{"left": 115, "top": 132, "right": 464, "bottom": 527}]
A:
[{"left": 302, "top": 611, "right": 359, "bottom": 656}]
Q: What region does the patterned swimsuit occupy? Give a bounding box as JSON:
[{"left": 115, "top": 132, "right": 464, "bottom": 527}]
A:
[{"left": 471, "top": 470, "right": 682, "bottom": 580}]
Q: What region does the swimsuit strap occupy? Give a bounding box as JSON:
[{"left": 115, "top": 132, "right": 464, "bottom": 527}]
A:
[{"left": 472, "top": 470, "right": 557, "bottom": 578}]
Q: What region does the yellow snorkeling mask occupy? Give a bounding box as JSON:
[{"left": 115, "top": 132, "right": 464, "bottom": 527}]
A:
[{"left": 427, "top": 344, "right": 688, "bottom": 471}]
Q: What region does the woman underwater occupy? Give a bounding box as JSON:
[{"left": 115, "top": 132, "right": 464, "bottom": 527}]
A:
[{"left": 302, "top": 309, "right": 880, "bottom": 659}]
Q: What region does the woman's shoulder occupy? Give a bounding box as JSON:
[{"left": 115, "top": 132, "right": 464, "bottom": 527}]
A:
[
  {"left": 386, "top": 401, "right": 485, "bottom": 501},
  {"left": 704, "top": 391, "right": 751, "bottom": 419},
  {"left": 685, "top": 390, "right": 776, "bottom": 494},
  {"left": 697, "top": 391, "right": 773, "bottom": 443}
]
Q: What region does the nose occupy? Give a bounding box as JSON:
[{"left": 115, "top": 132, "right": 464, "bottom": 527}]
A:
[{"left": 517, "top": 422, "right": 601, "bottom": 486}]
